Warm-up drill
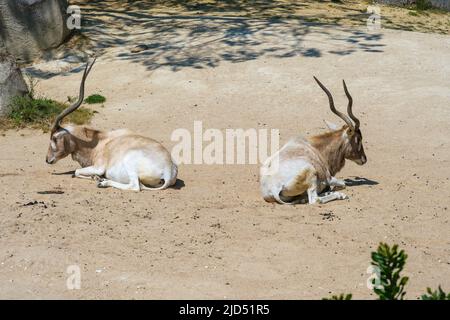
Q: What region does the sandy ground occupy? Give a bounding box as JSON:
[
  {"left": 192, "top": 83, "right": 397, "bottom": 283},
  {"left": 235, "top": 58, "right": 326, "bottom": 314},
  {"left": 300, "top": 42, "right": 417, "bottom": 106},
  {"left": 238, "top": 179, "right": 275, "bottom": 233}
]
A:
[{"left": 1, "top": 3, "right": 450, "bottom": 299}]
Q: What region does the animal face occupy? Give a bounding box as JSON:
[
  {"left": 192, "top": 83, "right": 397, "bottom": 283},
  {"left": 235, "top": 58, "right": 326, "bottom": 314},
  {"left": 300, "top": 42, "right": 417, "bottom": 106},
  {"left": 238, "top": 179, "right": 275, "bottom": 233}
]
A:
[
  {"left": 345, "top": 128, "right": 367, "bottom": 165},
  {"left": 46, "top": 130, "right": 72, "bottom": 164}
]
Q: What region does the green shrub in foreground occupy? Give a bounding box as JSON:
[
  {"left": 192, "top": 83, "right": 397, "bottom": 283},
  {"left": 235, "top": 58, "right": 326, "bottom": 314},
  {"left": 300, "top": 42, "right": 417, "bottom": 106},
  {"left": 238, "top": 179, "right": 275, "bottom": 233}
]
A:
[
  {"left": 371, "top": 243, "right": 409, "bottom": 300},
  {"left": 421, "top": 286, "right": 450, "bottom": 300},
  {"left": 323, "top": 293, "right": 352, "bottom": 300},
  {"left": 325, "top": 243, "right": 449, "bottom": 300}
]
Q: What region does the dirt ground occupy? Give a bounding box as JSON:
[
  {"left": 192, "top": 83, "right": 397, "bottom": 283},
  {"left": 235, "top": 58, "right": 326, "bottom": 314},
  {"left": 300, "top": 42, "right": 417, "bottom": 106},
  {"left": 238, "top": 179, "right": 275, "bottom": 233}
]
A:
[{"left": 1, "top": 1, "right": 450, "bottom": 299}]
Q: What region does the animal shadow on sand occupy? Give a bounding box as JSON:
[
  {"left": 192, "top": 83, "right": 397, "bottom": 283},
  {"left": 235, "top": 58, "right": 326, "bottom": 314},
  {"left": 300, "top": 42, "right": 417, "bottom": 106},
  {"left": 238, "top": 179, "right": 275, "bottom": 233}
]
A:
[
  {"left": 344, "top": 176, "right": 379, "bottom": 187},
  {"left": 51, "top": 171, "right": 185, "bottom": 190}
]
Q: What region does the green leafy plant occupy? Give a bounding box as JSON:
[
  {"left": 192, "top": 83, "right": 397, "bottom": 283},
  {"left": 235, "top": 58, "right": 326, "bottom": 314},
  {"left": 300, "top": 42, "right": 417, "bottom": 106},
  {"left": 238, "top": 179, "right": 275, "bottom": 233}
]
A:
[
  {"left": 325, "top": 243, "right": 449, "bottom": 300},
  {"left": 323, "top": 293, "right": 352, "bottom": 300},
  {"left": 84, "top": 94, "right": 106, "bottom": 104},
  {"left": 371, "top": 243, "right": 409, "bottom": 300},
  {"left": 421, "top": 286, "right": 450, "bottom": 300}
]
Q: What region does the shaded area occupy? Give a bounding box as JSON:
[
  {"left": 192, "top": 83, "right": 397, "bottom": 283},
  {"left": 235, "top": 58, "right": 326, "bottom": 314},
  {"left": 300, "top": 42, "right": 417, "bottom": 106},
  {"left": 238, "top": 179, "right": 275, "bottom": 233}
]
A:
[
  {"left": 24, "top": 62, "right": 88, "bottom": 80},
  {"left": 37, "top": 190, "right": 65, "bottom": 195},
  {"left": 171, "top": 179, "right": 186, "bottom": 190},
  {"left": 17, "top": 0, "right": 450, "bottom": 78},
  {"left": 345, "top": 177, "right": 379, "bottom": 186},
  {"left": 48, "top": 0, "right": 387, "bottom": 75},
  {"left": 51, "top": 170, "right": 75, "bottom": 175}
]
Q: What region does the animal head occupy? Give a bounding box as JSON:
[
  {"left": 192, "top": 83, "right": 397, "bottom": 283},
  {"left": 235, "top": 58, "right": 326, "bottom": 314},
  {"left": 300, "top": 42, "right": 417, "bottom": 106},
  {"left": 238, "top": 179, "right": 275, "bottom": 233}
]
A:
[
  {"left": 315, "top": 76, "right": 367, "bottom": 166},
  {"left": 46, "top": 129, "right": 74, "bottom": 164},
  {"left": 45, "top": 58, "right": 96, "bottom": 165}
]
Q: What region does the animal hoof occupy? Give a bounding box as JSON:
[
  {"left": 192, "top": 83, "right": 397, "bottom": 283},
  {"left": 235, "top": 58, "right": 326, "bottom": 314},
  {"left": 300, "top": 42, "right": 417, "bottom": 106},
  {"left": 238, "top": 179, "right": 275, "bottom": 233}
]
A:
[
  {"left": 97, "top": 179, "right": 108, "bottom": 188},
  {"left": 339, "top": 193, "right": 348, "bottom": 200}
]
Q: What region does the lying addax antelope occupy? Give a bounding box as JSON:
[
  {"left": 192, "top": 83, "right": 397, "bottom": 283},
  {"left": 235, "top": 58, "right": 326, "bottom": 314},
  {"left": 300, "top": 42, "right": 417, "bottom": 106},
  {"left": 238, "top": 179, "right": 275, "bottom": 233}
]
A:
[
  {"left": 46, "top": 58, "right": 178, "bottom": 191},
  {"left": 260, "top": 77, "right": 367, "bottom": 204}
]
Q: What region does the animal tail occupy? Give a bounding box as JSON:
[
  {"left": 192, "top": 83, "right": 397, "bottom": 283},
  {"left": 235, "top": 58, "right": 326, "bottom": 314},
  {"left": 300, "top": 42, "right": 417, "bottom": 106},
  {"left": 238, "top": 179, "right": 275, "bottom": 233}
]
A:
[
  {"left": 140, "top": 163, "right": 178, "bottom": 191},
  {"left": 262, "top": 185, "right": 296, "bottom": 205},
  {"left": 273, "top": 190, "right": 296, "bottom": 205}
]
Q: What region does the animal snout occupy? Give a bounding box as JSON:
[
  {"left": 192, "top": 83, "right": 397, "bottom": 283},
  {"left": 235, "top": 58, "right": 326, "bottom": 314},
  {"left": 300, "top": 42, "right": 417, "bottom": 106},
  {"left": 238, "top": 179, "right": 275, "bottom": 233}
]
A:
[
  {"left": 46, "top": 157, "right": 55, "bottom": 164},
  {"left": 354, "top": 155, "right": 367, "bottom": 165},
  {"left": 360, "top": 155, "right": 367, "bottom": 165}
]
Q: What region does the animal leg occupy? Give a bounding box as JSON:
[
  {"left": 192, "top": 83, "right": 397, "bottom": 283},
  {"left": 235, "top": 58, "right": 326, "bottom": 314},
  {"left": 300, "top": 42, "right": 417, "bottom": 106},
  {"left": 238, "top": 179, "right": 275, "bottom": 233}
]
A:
[
  {"left": 329, "top": 176, "right": 346, "bottom": 190},
  {"left": 74, "top": 166, "right": 105, "bottom": 180},
  {"left": 307, "top": 177, "right": 321, "bottom": 204},
  {"left": 307, "top": 177, "right": 348, "bottom": 204},
  {"left": 316, "top": 191, "right": 348, "bottom": 204},
  {"left": 97, "top": 176, "right": 141, "bottom": 191}
]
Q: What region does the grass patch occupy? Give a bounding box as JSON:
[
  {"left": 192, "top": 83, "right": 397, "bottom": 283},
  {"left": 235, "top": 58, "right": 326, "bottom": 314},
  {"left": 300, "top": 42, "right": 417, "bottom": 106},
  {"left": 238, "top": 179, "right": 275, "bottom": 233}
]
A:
[
  {"left": 0, "top": 95, "right": 93, "bottom": 132},
  {"left": 84, "top": 94, "right": 106, "bottom": 104},
  {"left": 415, "top": 0, "right": 433, "bottom": 11}
]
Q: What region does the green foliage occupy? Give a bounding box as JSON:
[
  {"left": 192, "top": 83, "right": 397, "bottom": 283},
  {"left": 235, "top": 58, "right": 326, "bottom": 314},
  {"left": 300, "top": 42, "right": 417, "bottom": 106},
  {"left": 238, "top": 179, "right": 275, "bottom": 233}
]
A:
[
  {"left": 323, "top": 293, "right": 352, "bottom": 300},
  {"left": 325, "top": 243, "right": 449, "bottom": 300},
  {"left": 415, "top": 0, "right": 433, "bottom": 11},
  {"left": 371, "top": 243, "right": 409, "bottom": 300},
  {"left": 84, "top": 94, "right": 106, "bottom": 104},
  {"left": 0, "top": 74, "right": 94, "bottom": 131},
  {"left": 1, "top": 95, "right": 93, "bottom": 131},
  {"left": 421, "top": 286, "right": 450, "bottom": 300}
]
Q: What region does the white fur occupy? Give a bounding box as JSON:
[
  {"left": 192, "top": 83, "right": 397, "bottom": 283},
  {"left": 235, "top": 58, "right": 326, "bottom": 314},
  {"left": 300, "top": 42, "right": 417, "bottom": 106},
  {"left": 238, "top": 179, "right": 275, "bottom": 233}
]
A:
[
  {"left": 52, "top": 129, "right": 177, "bottom": 191},
  {"left": 260, "top": 137, "right": 349, "bottom": 205}
]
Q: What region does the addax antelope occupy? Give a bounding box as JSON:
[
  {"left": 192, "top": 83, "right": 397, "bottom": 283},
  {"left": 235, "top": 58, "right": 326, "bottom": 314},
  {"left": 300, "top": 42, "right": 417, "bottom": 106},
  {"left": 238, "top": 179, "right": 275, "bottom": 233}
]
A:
[
  {"left": 260, "top": 77, "right": 367, "bottom": 204},
  {"left": 46, "top": 58, "right": 178, "bottom": 191}
]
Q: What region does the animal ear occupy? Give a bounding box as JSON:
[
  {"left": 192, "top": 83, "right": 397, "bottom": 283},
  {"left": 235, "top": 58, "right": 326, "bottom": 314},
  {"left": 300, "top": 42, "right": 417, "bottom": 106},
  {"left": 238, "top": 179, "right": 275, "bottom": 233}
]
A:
[{"left": 323, "top": 120, "right": 340, "bottom": 131}]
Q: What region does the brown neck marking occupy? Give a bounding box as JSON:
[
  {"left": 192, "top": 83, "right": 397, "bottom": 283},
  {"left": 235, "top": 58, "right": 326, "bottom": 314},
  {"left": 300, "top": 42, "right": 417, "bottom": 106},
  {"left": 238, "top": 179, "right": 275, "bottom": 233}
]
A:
[
  {"left": 308, "top": 127, "right": 348, "bottom": 176},
  {"left": 67, "top": 126, "right": 105, "bottom": 168}
]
